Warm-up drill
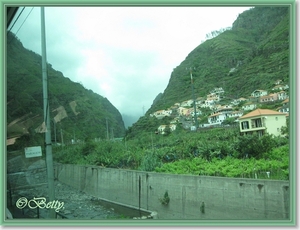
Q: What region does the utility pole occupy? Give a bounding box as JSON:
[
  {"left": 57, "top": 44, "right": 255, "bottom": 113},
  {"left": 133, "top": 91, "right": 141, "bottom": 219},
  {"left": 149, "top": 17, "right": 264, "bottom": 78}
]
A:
[
  {"left": 60, "top": 128, "right": 64, "bottom": 147},
  {"left": 106, "top": 118, "right": 109, "bottom": 140},
  {"left": 111, "top": 127, "right": 114, "bottom": 140},
  {"left": 53, "top": 120, "right": 57, "bottom": 145},
  {"left": 189, "top": 67, "right": 199, "bottom": 129},
  {"left": 151, "top": 132, "right": 154, "bottom": 151},
  {"left": 41, "top": 7, "right": 55, "bottom": 219},
  {"left": 73, "top": 127, "right": 75, "bottom": 144}
]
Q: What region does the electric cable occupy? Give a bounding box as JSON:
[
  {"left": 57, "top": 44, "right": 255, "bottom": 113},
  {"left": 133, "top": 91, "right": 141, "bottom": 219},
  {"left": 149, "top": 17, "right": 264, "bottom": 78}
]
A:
[
  {"left": 7, "top": 7, "right": 25, "bottom": 32},
  {"left": 7, "top": 7, "right": 34, "bottom": 44}
]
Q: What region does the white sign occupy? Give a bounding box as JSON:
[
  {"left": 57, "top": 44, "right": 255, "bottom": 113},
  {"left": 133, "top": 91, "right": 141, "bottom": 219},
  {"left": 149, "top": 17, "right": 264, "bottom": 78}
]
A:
[{"left": 25, "top": 146, "right": 42, "bottom": 158}]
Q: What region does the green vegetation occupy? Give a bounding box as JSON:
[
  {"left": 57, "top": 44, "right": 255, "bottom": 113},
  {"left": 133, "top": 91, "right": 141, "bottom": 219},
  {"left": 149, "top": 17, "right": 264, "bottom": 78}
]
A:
[
  {"left": 200, "top": 202, "right": 205, "bottom": 214},
  {"left": 53, "top": 127, "right": 289, "bottom": 180},
  {"left": 143, "top": 6, "right": 289, "bottom": 126},
  {"left": 7, "top": 7, "right": 290, "bottom": 181},
  {"left": 159, "top": 191, "right": 170, "bottom": 205},
  {"left": 7, "top": 32, "right": 125, "bottom": 151}
]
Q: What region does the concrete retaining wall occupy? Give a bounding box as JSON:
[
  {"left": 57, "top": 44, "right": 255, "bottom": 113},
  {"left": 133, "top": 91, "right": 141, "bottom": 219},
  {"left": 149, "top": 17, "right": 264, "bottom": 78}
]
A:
[{"left": 55, "top": 164, "right": 289, "bottom": 220}]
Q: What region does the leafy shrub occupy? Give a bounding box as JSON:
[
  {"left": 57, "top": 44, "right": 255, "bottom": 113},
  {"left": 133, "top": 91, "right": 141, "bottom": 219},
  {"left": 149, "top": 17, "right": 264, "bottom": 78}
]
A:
[
  {"left": 234, "top": 133, "right": 278, "bottom": 159},
  {"left": 53, "top": 126, "right": 289, "bottom": 180},
  {"left": 139, "top": 150, "right": 162, "bottom": 171}
]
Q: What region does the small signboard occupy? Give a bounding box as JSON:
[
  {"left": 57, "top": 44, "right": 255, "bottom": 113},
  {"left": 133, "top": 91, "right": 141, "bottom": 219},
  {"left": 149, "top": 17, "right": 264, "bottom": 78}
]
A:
[{"left": 25, "top": 146, "right": 42, "bottom": 158}]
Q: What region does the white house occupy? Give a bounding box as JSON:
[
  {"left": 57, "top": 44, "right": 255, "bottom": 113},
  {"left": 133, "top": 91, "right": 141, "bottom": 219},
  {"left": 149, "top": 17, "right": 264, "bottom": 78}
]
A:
[
  {"left": 210, "top": 87, "right": 225, "bottom": 94},
  {"left": 207, "top": 93, "right": 220, "bottom": 102},
  {"left": 157, "top": 124, "right": 177, "bottom": 134},
  {"left": 238, "top": 109, "right": 287, "bottom": 137},
  {"left": 208, "top": 112, "right": 226, "bottom": 125},
  {"left": 150, "top": 109, "right": 172, "bottom": 118},
  {"left": 278, "top": 98, "right": 289, "bottom": 113},
  {"left": 259, "top": 93, "right": 278, "bottom": 103},
  {"left": 181, "top": 99, "right": 194, "bottom": 107},
  {"left": 272, "top": 84, "right": 289, "bottom": 91},
  {"left": 190, "top": 109, "right": 202, "bottom": 117},
  {"left": 242, "top": 102, "right": 257, "bottom": 111},
  {"left": 237, "top": 97, "right": 248, "bottom": 103},
  {"left": 251, "top": 89, "right": 268, "bottom": 98},
  {"left": 201, "top": 99, "right": 215, "bottom": 109},
  {"left": 274, "top": 79, "right": 283, "bottom": 85},
  {"left": 277, "top": 91, "right": 288, "bottom": 101},
  {"left": 229, "top": 111, "right": 244, "bottom": 119},
  {"left": 230, "top": 98, "right": 246, "bottom": 106},
  {"left": 215, "top": 105, "right": 233, "bottom": 113}
]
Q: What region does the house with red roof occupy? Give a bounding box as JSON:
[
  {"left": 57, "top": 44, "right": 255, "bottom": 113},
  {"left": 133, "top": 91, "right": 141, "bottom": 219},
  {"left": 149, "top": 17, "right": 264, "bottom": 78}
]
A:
[
  {"left": 259, "top": 93, "right": 278, "bottom": 103},
  {"left": 237, "top": 109, "right": 287, "bottom": 137}
]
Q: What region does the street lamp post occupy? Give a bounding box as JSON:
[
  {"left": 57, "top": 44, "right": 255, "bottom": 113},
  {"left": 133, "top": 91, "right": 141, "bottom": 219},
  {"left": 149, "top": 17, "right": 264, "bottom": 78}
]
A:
[{"left": 189, "top": 67, "right": 199, "bottom": 129}]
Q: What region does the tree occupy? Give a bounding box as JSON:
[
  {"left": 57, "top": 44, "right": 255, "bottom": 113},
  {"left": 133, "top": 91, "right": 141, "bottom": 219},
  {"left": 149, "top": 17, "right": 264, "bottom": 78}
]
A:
[
  {"left": 222, "top": 117, "right": 236, "bottom": 125},
  {"left": 234, "top": 133, "right": 276, "bottom": 159}
]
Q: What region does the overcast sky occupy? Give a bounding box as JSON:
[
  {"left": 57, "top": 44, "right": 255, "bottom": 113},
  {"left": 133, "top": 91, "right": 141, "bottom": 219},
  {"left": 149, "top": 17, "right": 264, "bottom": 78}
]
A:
[{"left": 8, "top": 6, "right": 252, "bottom": 127}]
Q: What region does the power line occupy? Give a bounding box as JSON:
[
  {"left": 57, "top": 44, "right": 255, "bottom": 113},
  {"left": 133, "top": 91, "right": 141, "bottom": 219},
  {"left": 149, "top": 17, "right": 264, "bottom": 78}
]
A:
[
  {"left": 7, "top": 7, "right": 25, "bottom": 32},
  {"left": 7, "top": 7, "right": 34, "bottom": 41}
]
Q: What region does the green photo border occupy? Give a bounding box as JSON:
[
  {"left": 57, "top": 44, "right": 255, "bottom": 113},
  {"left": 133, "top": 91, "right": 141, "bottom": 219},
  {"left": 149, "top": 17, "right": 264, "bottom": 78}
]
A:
[{"left": 1, "top": 0, "right": 297, "bottom": 227}]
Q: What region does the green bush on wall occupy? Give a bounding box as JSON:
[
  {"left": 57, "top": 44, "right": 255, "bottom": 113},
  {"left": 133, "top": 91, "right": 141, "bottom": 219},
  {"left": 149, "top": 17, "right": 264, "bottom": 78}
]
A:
[{"left": 159, "top": 191, "right": 170, "bottom": 205}]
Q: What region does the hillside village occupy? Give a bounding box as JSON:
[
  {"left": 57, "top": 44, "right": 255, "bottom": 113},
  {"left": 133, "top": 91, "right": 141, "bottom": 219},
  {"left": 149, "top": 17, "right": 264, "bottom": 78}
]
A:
[{"left": 150, "top": 79, "right": 289, "bottom": 135}]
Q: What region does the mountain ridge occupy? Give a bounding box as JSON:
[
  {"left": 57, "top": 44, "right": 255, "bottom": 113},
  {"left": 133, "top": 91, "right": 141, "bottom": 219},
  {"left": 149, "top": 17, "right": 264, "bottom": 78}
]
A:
[
  {"left": 125, "top": 6, "right": 290, "bottom": 138},
  {"left": 7, "top": 32, "right": 126, "bottom": 150}
]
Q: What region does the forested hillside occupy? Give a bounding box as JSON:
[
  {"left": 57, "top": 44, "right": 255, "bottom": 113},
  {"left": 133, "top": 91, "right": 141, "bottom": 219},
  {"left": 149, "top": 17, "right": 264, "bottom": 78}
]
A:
[
  {"left": 126, "top": 6, "right": 290, "bottom": 138},
  {"left": 7, "top": 6, "right": 289, "bottom": 180},
  {"left": 7, "top": 32, "right": 125, "bottom": 150},
  {"left": 6, "top": 6, "right": 290, "bottom": 150}
]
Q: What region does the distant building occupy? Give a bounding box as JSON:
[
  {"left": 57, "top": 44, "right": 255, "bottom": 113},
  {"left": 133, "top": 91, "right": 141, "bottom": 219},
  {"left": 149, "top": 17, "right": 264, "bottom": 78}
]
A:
[
  {"left": 272, "top": 84, "right": 289, "bottom": 91},
  {"left": 274, "top": 79, "right": 283, "bottom": 85},
  {"left": 207, "top": 93, "right": 220, "bottom": 102},
  {"left": 242, "top": 102, "right": 257, "bottom": 111},
  {"left": 208, "top": 107, "right": 243, "bottom": 125},
  {"left": 181, "top": 99, "right": 194, "bottom": 107},
  {"left": 201, "top": 99, "right": 215, "bottom": 109},
  {"left": 277, "top": 91, "right": 288, "bottom": 101},
  {"left": 210, "top": 87, "right": 224, "bottom": 94},
  {"left": 150, "top": 109, "right": 172, "bottom": 118},
  {"left": 251, "top": 89, "right": 268, "bottom": 98},
  {"left": 238, "top": 109, "right": 287, "bottom": 137},
  {"left": 177, "top": 107, "right": 191, "bottom": 116},
  {"left": 157, "top": 124, "right": 176, "bottom": 134},
  {"left": 278, "top": 98, "right": 289, "bottom": 113},
  {"left": 259, "top": 93, "right": 278, "bottom": 103},
  {"left": 237, "top": 97, "right": 248, "bottom": 103},
  {"left": 208, "top": 112, "right": 225, "bottom": 125}
]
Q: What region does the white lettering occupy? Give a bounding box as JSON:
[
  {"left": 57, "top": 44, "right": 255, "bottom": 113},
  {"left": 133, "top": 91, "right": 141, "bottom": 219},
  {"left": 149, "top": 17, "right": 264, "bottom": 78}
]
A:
[{"left": 16, "top": 197, "right": 64, "bottom": 212}]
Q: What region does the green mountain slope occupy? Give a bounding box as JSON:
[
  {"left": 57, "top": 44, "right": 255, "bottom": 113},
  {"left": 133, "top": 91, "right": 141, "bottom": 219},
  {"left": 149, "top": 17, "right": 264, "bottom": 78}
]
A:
[
  {"left": 7, "top": 32, "right": 125, "bottom": 150},
  {"left": 126, "top": 6, "right": 290, "bottom": 138}
]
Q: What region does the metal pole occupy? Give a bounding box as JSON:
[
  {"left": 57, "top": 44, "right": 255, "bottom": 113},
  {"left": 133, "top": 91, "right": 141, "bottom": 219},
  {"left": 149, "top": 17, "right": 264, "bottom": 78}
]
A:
[
  {"left": 106, "top": 118, "right": 109, "bottom": 140},
  {"left": 54, "top": 120, "right": 57, "bottom": 145},
  {"left": 41, "top": 7, "right": 55, "bottom": 219},
  {"left": 60, "top": 128, "right": 64, "bottom": 147},
  {"left": 190, "top": 68, "right": 198, "bottom": 129}
]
